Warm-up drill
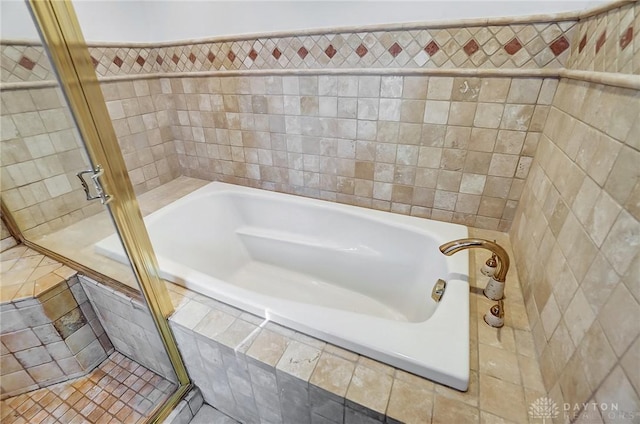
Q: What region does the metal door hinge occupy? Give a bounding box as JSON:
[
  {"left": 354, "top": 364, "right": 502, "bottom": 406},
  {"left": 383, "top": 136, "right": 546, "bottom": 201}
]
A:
[{"left": 76, "top": 165, "right": 112, "bottom": 205}]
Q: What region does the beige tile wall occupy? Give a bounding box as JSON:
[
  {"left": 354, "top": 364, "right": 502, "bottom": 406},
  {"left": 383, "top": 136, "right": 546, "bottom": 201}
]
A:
[
  {"left": 0, "top": 79, "right": 181, "bottom": 238},
  {"left": 171, "top": 74, "right": 556, "bottom": 230},
  {"left": 510, "top": 77, "right": 639, "bottom": 420},
  {"left": 0, "top": 87, "right": 103, "bottom": 238},
  {"left": 99, "top": 79, "right": 181, "bottom": 196},
  {"left": 1, "top": 214, "right": 17, "bottom": 252}
]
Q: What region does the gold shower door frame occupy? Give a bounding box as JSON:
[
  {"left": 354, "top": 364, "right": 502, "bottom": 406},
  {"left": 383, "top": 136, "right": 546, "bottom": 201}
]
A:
[{"left": 23, "top": 1, "right": 192, "bottom": 422}]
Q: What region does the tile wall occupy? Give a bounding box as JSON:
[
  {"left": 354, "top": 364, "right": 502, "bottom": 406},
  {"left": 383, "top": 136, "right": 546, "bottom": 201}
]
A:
[
  {"left": 511, "top": 77, "right": 640, "bottom": 421},
  {"left": 0, "top": 253, "right": 112, "bottom": 398},
  {"left": 1, "top": 214, "right": 17, "bottom": 252},
  {"left": 79, "top": 275, "right": 177, "bottom": 383},
  {"left": 509, "top": 3, "right": 640, "bottom": 417},
  {"left": 0, "top": 86, "right": 104, "bottom": 238},
  {"left": 0, "top": 13, "right": 584, "bottom": 236},
  {"left": 169, "top": 74, "right": 555, "bottom": 230},
  {"left": 100, "top": 79, "right": 181, "bottom": 195},
  {"left": 0, "top": 80, "right": 180, "bottom": 238}
]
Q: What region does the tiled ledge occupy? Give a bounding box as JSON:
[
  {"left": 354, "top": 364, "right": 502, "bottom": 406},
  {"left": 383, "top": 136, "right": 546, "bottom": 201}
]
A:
[
  {"left": 0, "top": 245, "right": 77, "bottom": 303},
  {"left": 3, "top": 67, "right": 639, "bottom": 93},
  {"left": 0, "top": 245, "right": 113, "bottom": 399},
  {"left": 166, "top": 229, "right": 546, "bottom": 424}
]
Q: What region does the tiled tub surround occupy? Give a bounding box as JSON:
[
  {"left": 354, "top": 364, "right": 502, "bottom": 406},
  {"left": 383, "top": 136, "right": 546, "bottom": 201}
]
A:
[
  {"left": 167, "top": 229, "right": 545, "bottom": 424},
  {"left": 165, "top": 73, "right": 555, "bottom": 231},
  {"left": 0, "top": 245, "right": 112, "bottom": 398},
  {"left": 1, "top": 1, "right": 638, "bottom": 240},
  {"left": 510, "top": 78, "right": 640, "bottom": 420}
]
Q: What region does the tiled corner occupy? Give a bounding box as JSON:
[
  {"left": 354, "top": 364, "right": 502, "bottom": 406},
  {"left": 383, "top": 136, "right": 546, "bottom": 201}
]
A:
[
  {"left": 0, "top": 351, "right": 176, "bottom": 424},
  {"left": 79, "top": 275, "right": 178, "bottom": 383}
]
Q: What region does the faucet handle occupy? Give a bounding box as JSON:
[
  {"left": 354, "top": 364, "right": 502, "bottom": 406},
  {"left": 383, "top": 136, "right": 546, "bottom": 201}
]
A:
[
  {"left": 481, "top": 254, "right": 497, "bottom": 277},
  {"left": 484, "top": 300, "right": 505, "bottom": 328}
]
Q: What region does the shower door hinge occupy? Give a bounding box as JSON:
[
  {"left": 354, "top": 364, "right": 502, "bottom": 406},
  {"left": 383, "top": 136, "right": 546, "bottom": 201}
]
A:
[{"left": 76, "top": 165, "right": 112, "bottom": 205}]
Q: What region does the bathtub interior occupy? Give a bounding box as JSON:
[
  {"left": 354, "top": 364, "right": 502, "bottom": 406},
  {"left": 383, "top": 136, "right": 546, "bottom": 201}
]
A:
[
  {"left": 97, "top": 187, "right": 458, "bottom": 323},
  {"left": 96, "top": 182, "right": 471, "bottom": 390}
]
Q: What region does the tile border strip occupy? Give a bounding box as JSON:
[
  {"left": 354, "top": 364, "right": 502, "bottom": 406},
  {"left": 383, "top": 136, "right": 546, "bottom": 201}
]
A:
[{"left": 2, "top": 67, "right": 639, "bottom": 91}]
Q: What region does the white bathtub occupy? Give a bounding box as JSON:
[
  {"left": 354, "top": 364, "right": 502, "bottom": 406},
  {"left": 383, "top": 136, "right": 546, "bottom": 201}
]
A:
[{"left": 96, "top": 182, "right": 470, "bottom": 390}]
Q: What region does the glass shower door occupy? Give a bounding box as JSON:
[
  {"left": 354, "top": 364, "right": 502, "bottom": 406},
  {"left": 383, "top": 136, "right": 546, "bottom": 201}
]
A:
[{"left": 0, "top": 1, "right": 189, "bottom": 421}]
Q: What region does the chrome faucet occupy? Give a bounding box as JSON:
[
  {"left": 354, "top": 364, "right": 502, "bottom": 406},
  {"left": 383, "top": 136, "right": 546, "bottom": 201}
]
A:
[{"left": 439, "top": 238, "right": 510, "bottom": 301}]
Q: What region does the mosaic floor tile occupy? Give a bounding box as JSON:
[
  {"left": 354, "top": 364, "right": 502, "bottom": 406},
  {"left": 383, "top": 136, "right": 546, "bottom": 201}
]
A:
[{"left": 0, "top": 352, "right": 176, "bottom": 424}]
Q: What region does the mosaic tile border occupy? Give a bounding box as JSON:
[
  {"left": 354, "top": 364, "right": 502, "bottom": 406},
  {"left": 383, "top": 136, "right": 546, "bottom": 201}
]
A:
[
  {"left": 1, "top": 21, "right": 577, "bottom": 83},
  {"left": 567, "top": 1, "right": 639, "bottom": 74}
]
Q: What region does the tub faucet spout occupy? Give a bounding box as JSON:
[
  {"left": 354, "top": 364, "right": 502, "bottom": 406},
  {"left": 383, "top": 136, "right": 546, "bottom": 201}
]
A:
[{"left": 439, "top": 238, "right": 510, "bottom": 300}]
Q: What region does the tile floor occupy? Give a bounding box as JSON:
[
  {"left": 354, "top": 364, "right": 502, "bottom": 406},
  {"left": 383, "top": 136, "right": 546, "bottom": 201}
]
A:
[
  {"left": 190, "top": 405, "right": 237, "bottom": 424},
  {"left": 0, "top": 352, "right": 176, "bottom": 424}
]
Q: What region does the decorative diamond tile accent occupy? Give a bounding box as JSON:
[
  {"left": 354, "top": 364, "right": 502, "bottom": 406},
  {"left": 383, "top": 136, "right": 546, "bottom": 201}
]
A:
[
  {"left": 325, "top": 44, "right": 337, "bottom": 59},
  {"left": 565, "top": 1, "right": 638, "bottom": 74},
  {"left": 18, "top": 56, "right": 36, "bottom": 70},
  {"left": 388, "top": 42, "right": 402, "bottom": 57},
  {"left": 549, "top": 36, "right": 569, "bottom": 56},
  {"left": 3, "top": 11, "right": 602, "bottom": 82},
  {"left": 90, "top": 56, "right": 99, "bottom": 68},
  {"left": 356, "top": 44, "right": 368, "bottom": 57},
  {"left": 424, "top": 40, "right": 440, "bottom": 56},
  {"left": 620, "top": 26, "right": 633, "bottom": 50},
  {"left": 579, "top": 34, "right": 587, "bottom": 53},
  {"left": 504, "top": 37, "right": 523, "bottom": 55},
  {"left": 463, "top": 39, "right": 479, "bottom": 56},
  {"left": 595, "top": 31, "right": 606, "bottom": 54}
]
